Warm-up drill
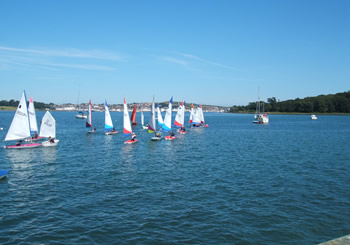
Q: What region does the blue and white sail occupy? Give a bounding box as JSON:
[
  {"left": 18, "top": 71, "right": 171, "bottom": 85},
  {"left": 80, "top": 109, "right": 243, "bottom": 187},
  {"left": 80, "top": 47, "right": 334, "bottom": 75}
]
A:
[
  {"left": 162, "top": 97, "right": 173, "bottom": 132},
  {"left": 104, "top": 100, "right": 114, "bottom": 132}
]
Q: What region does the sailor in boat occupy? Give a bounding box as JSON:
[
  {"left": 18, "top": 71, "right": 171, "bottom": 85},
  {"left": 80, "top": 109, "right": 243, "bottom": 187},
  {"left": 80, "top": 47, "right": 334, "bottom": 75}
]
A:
[
  {"left": 16, "top": 140, "right": 22, "bottom": 146},
  {"left": 131, "top": 133, "right": 137, "bottom": 141},
  {"left": 93, "top": 126, "right": 96, "bottom": 132},
  {"left": 49, "top": 136, "right": 55, "bottom": 143},
  {"left": 155, "top": 132, "right": 161, "bottom": 138},
  {"left": 170, "top": 131, "right": 175, "bottom": 137},
  {"left": 32, "top": 132, "right": 38, "bottom": 139},
  {"left": 180, "top": 126, "right": 186, "bottom": 132}
]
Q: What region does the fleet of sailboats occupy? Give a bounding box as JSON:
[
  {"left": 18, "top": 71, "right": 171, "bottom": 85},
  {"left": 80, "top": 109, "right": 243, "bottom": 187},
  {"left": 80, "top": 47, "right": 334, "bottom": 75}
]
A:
[{"left": 3, "top": 93, "right": 212, "bottom": 149}]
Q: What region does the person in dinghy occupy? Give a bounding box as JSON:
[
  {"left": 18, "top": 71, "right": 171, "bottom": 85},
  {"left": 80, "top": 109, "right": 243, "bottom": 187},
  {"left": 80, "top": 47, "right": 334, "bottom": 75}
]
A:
[
  {"left": 131, "top": 133, "right": 137, "bottom": 141},
  {"left": 49, "top": 136, "right": 55, "bottom": 143}
]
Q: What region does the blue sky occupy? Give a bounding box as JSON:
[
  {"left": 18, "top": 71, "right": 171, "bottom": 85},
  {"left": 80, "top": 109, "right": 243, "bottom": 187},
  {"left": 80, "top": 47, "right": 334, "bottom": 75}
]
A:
[{"left": 0, "top": 0, "right": 349, "bottom": 106}]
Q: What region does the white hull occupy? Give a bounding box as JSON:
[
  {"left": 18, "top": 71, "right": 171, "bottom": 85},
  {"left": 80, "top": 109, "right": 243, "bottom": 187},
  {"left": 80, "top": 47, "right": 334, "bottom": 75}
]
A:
[
  {"left": 151, "top": 137, "right": 162, "bottom": 141},
  {"left": 311, "top": 115, "right": 317, "bottom": 120},
  {"left": 105, "top": 131, "right": 118, "bottom": 135},
  {"left": 42, "top": 139, "right": 60, "bottom": 147},
  {"left": 76, "top": 114, "right": 87, "bottom": 119}
]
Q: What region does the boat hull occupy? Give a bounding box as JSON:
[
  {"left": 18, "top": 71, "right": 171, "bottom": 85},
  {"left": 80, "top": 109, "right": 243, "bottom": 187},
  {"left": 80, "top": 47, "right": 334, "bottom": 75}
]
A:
[
  {"left": 124, "top": 139, "right": 138, "bottom": 144},
  {"left": 165, "top": 136, "right": 175, "bottom": 140},
  {"left": 4, "top": 143, "right": 41, "bottom": 149},
  {"left": 76, "top": 114, "right": 87, "bottom": 119},
  {"left": 25, "top": 136, "right": 44, "bottom": 142},
  {"left": 42, "top": 140, "right": 60, "bottom": 147},
  {"left": 151, "top": 137, "right": 162, "bottom": 141},
  {"left": 0, "top": 170, "right": 9, "bottom": 179},
  {"left": 105, "top": 131, "right": 118, "bottom": 135}
]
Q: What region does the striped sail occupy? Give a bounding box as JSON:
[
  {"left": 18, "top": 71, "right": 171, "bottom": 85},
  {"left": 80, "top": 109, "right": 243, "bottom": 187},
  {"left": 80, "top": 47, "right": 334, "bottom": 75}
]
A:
[
  {"left": 174, "top": 101, "right": 184, "bottom": 127},
  {"left": 39, "top": 111, "right": 56, "bottom": 138},
  {"left": 104, "top": 100, "right": 113, "bottom": 132},
  {"left": 157, "top": 104, "right": 164, "bottom": 126},
  {"left": 86, "top": 100, "right": 92, "bottom": 127},
  {"left": 162, "top": 97, "right": 173, "bottom": 132},
  {"left": 148, "top": 97, "right": 156, "bottom": 133},
  {"left": 5, "top": 91, "right": 31, "bottom": 141},
  {"left": 123, "top": 98, "right": 132, "bottom": 136},
  {"left": 28, "top": 96, "right": 38, "bottom": 133}
]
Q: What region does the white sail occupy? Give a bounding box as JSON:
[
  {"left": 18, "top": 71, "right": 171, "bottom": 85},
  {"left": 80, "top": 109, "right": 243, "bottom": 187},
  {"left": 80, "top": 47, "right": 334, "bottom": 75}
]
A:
[
  {"left": 141, "top": 110, "right": 144, "bottom": 126},
  {"left": 39, "top": 111, "right": 56, "bottom": 138},
  {"left": 192, "top": 107, "right": 201, "bottom": 124},
  {"left": 189, "top": 104, "right": 194, "bottom": 124},
  {"left": 28, "top": 96, "right": 38, "bottom": 133},
  {"left": 123, "top": 98, "right": 132, "bottom": 136},
  {"left": 5, "top": 91, "right": 31, "bottom": 141},
  {"left": 181, "top": 102, "right": 186, "bottom": 126},
  {"left": 86, "top": 100, "right": 92, "bottom": 127},
  {"left": 162, "top": 97, "right": 173, "bottom": 132},
  {"left": 148, "top": 97, "right": 156, "bottom": 133},
  {"left": 104, "top": 100, "right": 113, "bottom": 131},
  {"left": 157, "top": 104, "right": 164, "bottom": 126},
  {"left": 199, "top": 105, "right": 205, "bottom": 123},
  {"left": 174, "top": 101, "right": 184, "bottom": 127}
]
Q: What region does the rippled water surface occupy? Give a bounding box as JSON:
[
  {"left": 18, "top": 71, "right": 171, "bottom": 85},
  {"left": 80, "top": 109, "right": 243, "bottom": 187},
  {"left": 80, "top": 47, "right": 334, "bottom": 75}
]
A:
[{"left": 1, "top": 111, "right": 349, "bottom": 244}]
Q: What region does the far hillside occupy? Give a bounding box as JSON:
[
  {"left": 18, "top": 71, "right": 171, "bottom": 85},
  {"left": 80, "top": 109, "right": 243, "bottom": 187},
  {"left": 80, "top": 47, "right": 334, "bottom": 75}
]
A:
[{"left": 230, "top": 91, "right": 350, "bottom": 113}]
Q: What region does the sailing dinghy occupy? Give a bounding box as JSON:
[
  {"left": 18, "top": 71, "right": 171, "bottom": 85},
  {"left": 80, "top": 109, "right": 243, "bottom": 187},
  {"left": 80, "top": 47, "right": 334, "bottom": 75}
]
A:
[
  {"left": 104, "top": 100, "right": 118, "bottom": 135},
  {"left": 86, "top": 100, "right": 96, "bottom": 133},
  {"left": 40, "top": 111, "right": 60, "bottom": 147},
  {"left": 148, "top": 97, "right": 162, "bottom": 141},
  {"left": 4, "top": 91, "right": 41, "bottom": 149},
  {"left": 162, "top": 97, "right": 175, "bottom": 140},
  {"left": 123, "top": 98, "right": 138, "bottom": 144}
]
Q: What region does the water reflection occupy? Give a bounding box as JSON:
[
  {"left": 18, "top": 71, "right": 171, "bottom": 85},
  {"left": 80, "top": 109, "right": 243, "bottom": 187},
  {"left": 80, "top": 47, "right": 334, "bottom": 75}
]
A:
[{"left": 40, "top": 146, "right": 57, "bottom": 164}]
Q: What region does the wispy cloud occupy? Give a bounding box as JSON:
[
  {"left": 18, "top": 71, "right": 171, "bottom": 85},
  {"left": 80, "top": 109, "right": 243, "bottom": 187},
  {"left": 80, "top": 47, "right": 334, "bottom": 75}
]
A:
[
  {"left": 0, "top": 45, "right": 121, "bottom": 71},
  {"left": 179, "top": 52, "right": 237, "bottom": 70},
  {"left": 0, "top": 46, "right": 122, "bottom": 60},
  {"left": 161, "top": 56, "right": 188, "bottom": 66}
]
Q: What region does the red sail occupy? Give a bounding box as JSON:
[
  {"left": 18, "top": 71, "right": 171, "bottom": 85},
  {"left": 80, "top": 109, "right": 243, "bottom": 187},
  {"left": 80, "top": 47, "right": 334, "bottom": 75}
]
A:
[{"left": 131, "top": 105, "right": 138, "bottom": 126}]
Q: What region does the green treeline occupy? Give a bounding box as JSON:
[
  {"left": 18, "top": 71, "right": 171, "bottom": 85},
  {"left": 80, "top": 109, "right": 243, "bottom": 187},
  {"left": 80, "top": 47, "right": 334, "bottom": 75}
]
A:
[
  {"left": 0, "top": 100, "right": 54, "bottom": 110},
  {"left": 230, "top": 91, "right": 350, "bottom": 113}
]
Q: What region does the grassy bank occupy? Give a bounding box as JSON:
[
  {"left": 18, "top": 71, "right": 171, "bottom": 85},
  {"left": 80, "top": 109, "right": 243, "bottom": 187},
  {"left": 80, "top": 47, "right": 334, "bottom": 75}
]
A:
[{"left": 0, "top": 106, "right": 17, "bottom": 111}]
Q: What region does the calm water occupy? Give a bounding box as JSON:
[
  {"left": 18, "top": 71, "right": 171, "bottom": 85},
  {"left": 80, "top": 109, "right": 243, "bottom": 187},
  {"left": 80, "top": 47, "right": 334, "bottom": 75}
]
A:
[{"left": 0, "top": 111, "right": 349, "bottom": 244}]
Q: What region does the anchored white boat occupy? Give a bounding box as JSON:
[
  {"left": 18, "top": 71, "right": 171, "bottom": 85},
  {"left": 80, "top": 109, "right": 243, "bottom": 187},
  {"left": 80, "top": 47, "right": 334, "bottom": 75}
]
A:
[
  {"left": 311, "top": 114, "right": 317, "bottom": 120},
  {"left": 253, "top": 87, "right": 269, "bottom": 124}
]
